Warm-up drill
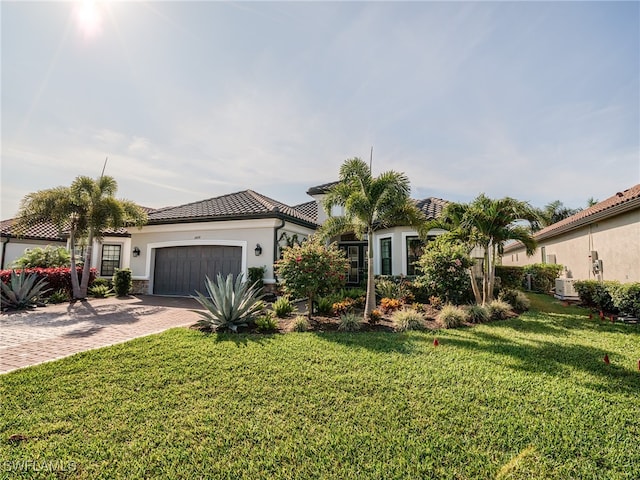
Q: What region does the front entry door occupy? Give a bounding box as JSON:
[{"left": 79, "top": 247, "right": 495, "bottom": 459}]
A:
[{"left": 340, "top": 243, "right": 368, "bottom": 287}]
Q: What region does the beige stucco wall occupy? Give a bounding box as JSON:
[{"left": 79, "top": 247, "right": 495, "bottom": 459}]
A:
[
  {"left": 501, "top": 209, "right": 640, "bottom": 283},
  {"left": 126, "top": 218, "right": 314, "bottom": 294}
]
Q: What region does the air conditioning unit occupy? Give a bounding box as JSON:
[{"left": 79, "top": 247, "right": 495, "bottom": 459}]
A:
[{"left": 555, "top": 278, "right": 579, "bottom": 300}]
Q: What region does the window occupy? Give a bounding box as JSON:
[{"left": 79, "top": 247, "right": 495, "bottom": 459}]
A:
[
  {"left": 101, "top": 244, "right": 121, "bottom": 277},
  {"left": 380, "top": 238, "right": 392, "bottom": 275},
  {"left": 541, "top": 246, "right": 546, "bottom": 264},
  {"left": 406, "top": 235, "right": 436, "bottom": 276}
]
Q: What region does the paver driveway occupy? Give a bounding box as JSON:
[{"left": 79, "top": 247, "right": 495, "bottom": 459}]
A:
[{"left": 0, "top": 295, "right": 204, "bottom": 374}]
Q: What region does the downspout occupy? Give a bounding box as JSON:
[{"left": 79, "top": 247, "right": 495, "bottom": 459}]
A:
[
  {"left": 273, "top": 208, "right": 285, "bottom": 280},
  {"left": 1, "top": 237, "right": 10, "bottom": 269}
]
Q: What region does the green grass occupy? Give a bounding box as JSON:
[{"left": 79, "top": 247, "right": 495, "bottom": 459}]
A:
[{"left": 1, "top": 294, "right": 639, "bottom": 479}]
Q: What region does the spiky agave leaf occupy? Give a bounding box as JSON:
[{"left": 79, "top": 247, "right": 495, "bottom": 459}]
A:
[
  {"left": 0, "top": 270, "right": 51, "bottom": 310},
  {"left": 192, "top": 273, "right": 264, "bottom": 332}
]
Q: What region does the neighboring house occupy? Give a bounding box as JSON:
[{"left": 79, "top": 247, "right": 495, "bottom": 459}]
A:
[
  {"left": 0, "top": 219, "right": 67, "bottom": 269},
  {"left": 0, "top": 219, "right": 135, "bottom": 276},
  {"left": 306, "top": 182, "right": 450, "bottom": 285},
  {"left": 502, "top": 184, "right": 640, "bottom": 283}
]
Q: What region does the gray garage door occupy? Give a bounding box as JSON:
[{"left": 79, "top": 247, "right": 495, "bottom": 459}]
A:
[{"left": 153, "top": 245, "right": 242, "bottom": 296}]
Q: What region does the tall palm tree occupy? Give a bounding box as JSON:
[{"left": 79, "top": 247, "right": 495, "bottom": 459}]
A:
[
  {"left": 16, "top": 175, "right": 147, "bottom": 299},
  {"left": 319, "top": 158, "right": 428, "bottom": 318},
  {"left": 436, "top": 194, "right": 537, "bottom": 305}
]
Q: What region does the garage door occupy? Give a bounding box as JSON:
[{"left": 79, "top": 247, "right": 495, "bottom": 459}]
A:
[{"left": 153, "top": 245, "right": 242, "bottom": 296}]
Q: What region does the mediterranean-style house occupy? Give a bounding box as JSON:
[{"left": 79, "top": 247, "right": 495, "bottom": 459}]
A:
[
  {"left": 501, "top": 184, "right": 640, "bottom": 284},
  {"left": 1, "top": 183, "right": 451, "bottom": 295}
]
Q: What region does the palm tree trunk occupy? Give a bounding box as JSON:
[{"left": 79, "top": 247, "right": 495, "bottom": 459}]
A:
[
  {"left": 488, "top": 243, "right": 496, "bottom": 302},
  {"left": 79, "top": 228, "right": 94, "bottom": 299},
  {"left": 68, "top": 228, "right": 82, "bottom": 299},
  {"left": 482, "top": 247, "right": 490, "bottom": 306},
  {"left": 468, "top": 268, "right": 482, "bottom": 304},
  {"left": 364, "top": 230, "right": 375, "bottom": 319}
]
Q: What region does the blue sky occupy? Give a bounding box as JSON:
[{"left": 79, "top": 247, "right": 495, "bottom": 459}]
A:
[{"left": 2, "top": 1, "right": 638, "bottom": 219}]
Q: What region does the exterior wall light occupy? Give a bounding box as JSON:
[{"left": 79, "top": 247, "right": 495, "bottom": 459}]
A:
[
  {"left": 132, "top": 247, "right": 141, "bottom": 257},
  {"left": 255, "top": 244, "right": 262, "bottom": 256}
]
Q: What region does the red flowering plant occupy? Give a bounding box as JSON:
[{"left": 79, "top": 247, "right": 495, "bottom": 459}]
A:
[
  {"left": 275, "top": 236, "right": 349, "bottom": 319},
  {"left": 1, "top": 267, "right": 97, "bottom": 296}
]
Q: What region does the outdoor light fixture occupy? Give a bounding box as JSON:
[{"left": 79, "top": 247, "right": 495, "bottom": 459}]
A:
[
  {"left": 132, "top": 247, "right": 141, "bottom": 257},
  {"left": 255, "top": 244, "right": 262, "bottom": 256}
]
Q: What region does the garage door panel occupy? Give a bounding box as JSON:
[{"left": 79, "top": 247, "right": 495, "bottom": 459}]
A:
[{"left": 153, "top": 245, "right": 242, "bottom": 296}]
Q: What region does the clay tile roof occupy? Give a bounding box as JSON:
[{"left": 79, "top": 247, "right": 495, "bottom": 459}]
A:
[
  {"left": 534, "top": 183, "right": 640, "bottom": 240},
  {"left": 293, "top": 201, "right": 318, "bottom": 223},
  {"left": 147, "top": 190, "right": 317, "bottom": 226},
  {"left": 0, "top": 218, "right": 66, "bottom": 241},
  {"left": 306, "top": 181, "right": 339, "bottom": 196},
  {"left": 415, "top": 197, "right": 449, "bottom": 220}
]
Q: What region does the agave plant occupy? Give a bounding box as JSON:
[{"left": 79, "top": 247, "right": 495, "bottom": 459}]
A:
[
  {"left": 1, "top": 270, "right": 51, "bottom": 311},
  {"left": 192, "top": 273, "right": 264, "bottom": 332}
]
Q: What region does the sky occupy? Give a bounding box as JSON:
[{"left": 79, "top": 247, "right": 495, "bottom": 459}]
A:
[{"left": 2, "top": 1, "right": 639, "bottom": 219}]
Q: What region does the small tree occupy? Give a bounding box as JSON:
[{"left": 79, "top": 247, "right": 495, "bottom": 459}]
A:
[
  {"left": 275, "top": 236, "right": 349, "bottom": 319},
  {"left": 415, "top": 237, "right": 475, "bottom": 305}
]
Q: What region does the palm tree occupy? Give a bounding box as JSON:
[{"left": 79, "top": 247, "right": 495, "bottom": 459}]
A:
[
  {"left": 16, "top": 175, "right": 147, "bottom": 299},
  {"left": 532, "top": 200, "right": 581, "bottom": 231},
  {"left": 319, "top": 158, "right": 428, "bottom": 318},
  {"left": 435, "top": 194, "right": 537, "bottom": 305}
]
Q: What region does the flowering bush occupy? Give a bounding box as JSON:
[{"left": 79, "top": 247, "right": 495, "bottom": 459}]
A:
[
  {"left": 0, "top": 267, "right": 97, "bottom": 296},
  {"left": 275, "top": 236, "right": 349, "bottom": 318},
  {"left": 415, "top": 238, "right": 474, "bottom": 305},
  {"left": 380, "top": 297, "right": 402, "bottom": 314}
]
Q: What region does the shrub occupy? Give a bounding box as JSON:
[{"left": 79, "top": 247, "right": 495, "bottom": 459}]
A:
[
  {"left": 523, "top": 264, "right": 563, "bottom": 293},
  {"left": 193, "top": 273, "right": 264, "bottom": 333},
  {"left": 91, "top": 277, "right": 111, "bottom": 288},
  {"left": 380, "top": 297, "right": 402, "bottom": 314},
  {"left": 112, "top": 268, "right": 132, "bottom": 296},
  {"left": 437, "top": 304, "right": 468, "bottom": 328},
  {"left": 275, "top": 237, "right": 349, "bottom": 319},
  {"left": 1, "top": 267, "right": 96, "bottom": 296},
  {"left": 608, "top": 282, "right": 640, "bottom": 318},
  {"left": 369, "top": 309, "right": 382, "bottom": 325},
  {"left": 248, "top": 266, "right": 267, "bottom": 292},
  {"left": 376, "top": 279, "right": 397, "bottom": 299},
  {"left": 332, "top": 298, "right": 356, "bottom": 316},
  {"left": 487, "top": 299, "right": 513, "bottom": 320},
  {"left": 466, "top": 304, "right": 489, "bottom": 324},
  {"left": 46, "top": 289, "right": 69, "bottom": 304},
  {"left": 338, "top": 312, "right": 362, "bottom": 332},
  {"left": 499, "top": 289, "right": 530, "bottom": 313},
  {"left": 293, "top": 316, "right": 309, "bottom": 332},
  {"left": 415, "top": 238, "right": 475, "bottom": 305},
  {"left": 429, "top": 296, "right": 443, "bottom": 310},
  {"left": 392, "top": 308, "right": 424, "bottom": 331},
  {"left": 315, "top": 296, "right": 335, "bottom": 316},
  {"left": 12, "top": 246, "right": 70, "bottom": 268},
  {"left": 494, "top": 266, "right": 525, "bottom": 290},
  {"left": 0, "top": 270, "right": 50, "bottom": 311},
  {"left": 273, "top": 297, "right": 294, "bottom": 318},
  {"left": 574, "top": 280, "right": 618, "bottom": 313},
  {"left": 255, "top": 312, "right": 279, "bottom": 332},
  {"left": 89, "top": 284, "right": 115, "bottom": 298}
]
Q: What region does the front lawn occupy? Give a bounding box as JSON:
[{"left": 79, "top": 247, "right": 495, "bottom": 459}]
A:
[{"left": 1, "top": 294, "right": 639, "bottom": 479}]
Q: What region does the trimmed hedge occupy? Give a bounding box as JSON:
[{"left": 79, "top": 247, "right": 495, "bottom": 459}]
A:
[
  {"left": 0, "top": 267, "right": 97, "bottom": 296},
  {"left": 522, "top": 263, "right": 564, "bottom": 293},
  {"left": 494, "top": 266, "right": 525, "bottom": 290},
  {"left": 574, "top": 280, "right": 640, "bottom": 317}
]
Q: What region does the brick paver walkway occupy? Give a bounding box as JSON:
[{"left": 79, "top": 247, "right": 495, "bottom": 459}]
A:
[{"left": 0, "top": 296, "right": 203, "bottom": 374}]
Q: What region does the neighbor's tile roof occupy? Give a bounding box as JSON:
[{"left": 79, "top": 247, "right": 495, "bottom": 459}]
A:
[
  {"left": 147, "top": 190, "right": 317, "bottom": 226},
  {"left": 415, "top": 197, "right": 448, "bottom": 220},
  {"left": 534, "top": 183, "right": 640, "bottom": 240},
  {"left": 0, "top": 218, "right": 66, "bottom": 241},
  {"left": 306, "top": 181, "right": 339, "bottom": 196},
  {"left": 503, "top": 183, "right": 640, "bottom": 252}
]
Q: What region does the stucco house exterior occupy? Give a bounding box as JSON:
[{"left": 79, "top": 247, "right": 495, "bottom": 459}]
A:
[
  {"left": 501, "top": 184, "right": 640, "bottom": 283},
  {"left": 1, "top": 218, "right": 67, "bottom": 269}
]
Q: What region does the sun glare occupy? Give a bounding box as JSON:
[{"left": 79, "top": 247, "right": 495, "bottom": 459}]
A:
[{"left": 74, "top": 0, "right": 104, "bottom": 39}]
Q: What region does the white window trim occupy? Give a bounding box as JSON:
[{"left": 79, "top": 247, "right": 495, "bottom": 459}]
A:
[
  {"left": 99, "top": 242, "right": 124, "bottom": 277},
  {"left": 376, "top": 233, "right": 393, "bottom": 276}
]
